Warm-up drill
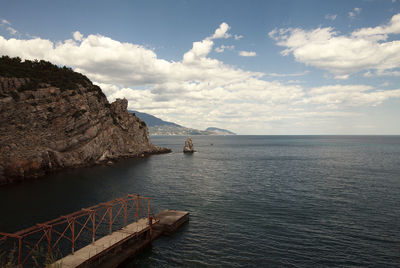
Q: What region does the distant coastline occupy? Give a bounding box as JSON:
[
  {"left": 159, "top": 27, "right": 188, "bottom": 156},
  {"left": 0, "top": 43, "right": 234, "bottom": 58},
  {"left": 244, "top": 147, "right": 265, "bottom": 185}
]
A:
[{"left": 130, "top": 110, "right": 236, "bottom": 136}]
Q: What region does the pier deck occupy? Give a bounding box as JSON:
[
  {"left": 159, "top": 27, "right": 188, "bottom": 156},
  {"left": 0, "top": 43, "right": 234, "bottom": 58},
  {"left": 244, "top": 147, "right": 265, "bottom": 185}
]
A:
[
  {"left": 155, "top": 210, "right": 190, "bottom": 235},
  {"left": 0, "top": 194, "right": 189, "bottom": 268},
  {"left": 53, "top": 217, "right": 153, "bottom": 268},
  {"left": 53, "top": 210, "right": 189, "bottom": 268}
]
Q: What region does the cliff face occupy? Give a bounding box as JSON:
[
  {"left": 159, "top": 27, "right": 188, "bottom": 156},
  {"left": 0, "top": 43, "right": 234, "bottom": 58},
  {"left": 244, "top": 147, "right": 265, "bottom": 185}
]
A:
[{"left": 0, "top": 73, "right": 169, "bottom": 185}]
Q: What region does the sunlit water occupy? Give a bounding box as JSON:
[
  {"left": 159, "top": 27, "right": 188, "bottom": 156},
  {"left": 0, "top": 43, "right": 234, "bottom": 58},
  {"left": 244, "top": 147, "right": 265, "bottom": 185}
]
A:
[{"left": 1, "top": 136, "right": 400, "bottom": 267}]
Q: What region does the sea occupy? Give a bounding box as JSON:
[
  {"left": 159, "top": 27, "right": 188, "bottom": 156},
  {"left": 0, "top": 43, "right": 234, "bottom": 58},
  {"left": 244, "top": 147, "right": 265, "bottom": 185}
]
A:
[{"left": 0, "top": 135, "right": 400, "bottom": 267}]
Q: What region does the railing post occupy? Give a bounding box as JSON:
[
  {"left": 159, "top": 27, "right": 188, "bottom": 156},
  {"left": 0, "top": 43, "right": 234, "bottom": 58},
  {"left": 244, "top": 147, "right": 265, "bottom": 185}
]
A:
[
  {"left": 18, "top": 237, "right": 22, "bottom": 268},
  {"left": 124, "top": 200, "right": 127, "bottom": 227},
  {"left": 4, "top": 193, "right": 154, "bottom": 266},
  {"left": 47, "top": 226, "right": 52, "bottom": 257},
  {"left": 71, "top": 218, "right": 75, "bottom": 254},
  {"left": 136, "top": 197, "right": 139, "bottom": 218},
  {"left": 109, "top": 206, "right": 113, "bottom": 234},
  {"left": 147, "top": 199, "right": 150, "bottom": 220},
  {"left": 92, "top": 210, "right": 96, "bottom": 243},
  {"left": 149, "top": 216, "right": 153, "bottom": 236}
]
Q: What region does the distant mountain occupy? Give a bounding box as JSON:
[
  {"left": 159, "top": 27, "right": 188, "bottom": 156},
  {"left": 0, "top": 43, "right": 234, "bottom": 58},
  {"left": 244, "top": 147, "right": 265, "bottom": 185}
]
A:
[
  {"left": 129, "top": 110, "right": 181, "bottom": 127},
  {"left": 130, "top": 110, "right": 235, "bottom": 136},
  {"left": 205, "top": 127, "right": 236, "bottom": 135},
  {"left": 149, "top": 125, "right": 211, "bottom": 136}
]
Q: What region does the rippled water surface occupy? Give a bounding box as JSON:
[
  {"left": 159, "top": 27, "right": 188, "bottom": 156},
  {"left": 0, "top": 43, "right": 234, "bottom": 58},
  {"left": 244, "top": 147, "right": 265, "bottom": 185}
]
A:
[{"left": 1, "top": 136, "right": 400, "bottom": 267}]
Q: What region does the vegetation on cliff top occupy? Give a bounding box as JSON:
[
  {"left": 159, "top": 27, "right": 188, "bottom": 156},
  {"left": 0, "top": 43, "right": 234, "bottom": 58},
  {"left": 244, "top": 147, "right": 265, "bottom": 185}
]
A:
[{"left": 0, "top": 55, "right": 103, "bottom": 95}]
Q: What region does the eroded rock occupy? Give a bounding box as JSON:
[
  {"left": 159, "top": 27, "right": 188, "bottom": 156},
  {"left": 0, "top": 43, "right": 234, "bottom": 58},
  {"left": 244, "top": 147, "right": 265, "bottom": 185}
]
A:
[
  {"left": 0, "top": 75, "right": 170, "bottom": 185},
  {"left": 183, "top": 137, "right": 196, "bottom": 153}
]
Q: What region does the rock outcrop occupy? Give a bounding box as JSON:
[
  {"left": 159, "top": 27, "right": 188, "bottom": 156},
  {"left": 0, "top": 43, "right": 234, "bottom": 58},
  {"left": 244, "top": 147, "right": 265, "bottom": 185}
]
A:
[
  {"left": 183, "top": 137, "right": 195, "bottom": 153},
  {"left": 0, "top": 58, "right": 170, "bottom": 185}
]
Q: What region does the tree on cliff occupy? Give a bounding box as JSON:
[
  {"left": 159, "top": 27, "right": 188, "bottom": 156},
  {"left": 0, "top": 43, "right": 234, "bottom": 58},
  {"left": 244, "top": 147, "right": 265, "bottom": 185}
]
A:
[{"left": 0, "top": 55, "right": 90, "bottom": 91}]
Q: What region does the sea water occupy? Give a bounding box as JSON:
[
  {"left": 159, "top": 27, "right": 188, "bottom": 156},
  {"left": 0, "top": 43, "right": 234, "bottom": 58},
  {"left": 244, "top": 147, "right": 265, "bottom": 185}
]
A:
[{"left": 0, "top": 136, "right": 399, "bottom": 267}]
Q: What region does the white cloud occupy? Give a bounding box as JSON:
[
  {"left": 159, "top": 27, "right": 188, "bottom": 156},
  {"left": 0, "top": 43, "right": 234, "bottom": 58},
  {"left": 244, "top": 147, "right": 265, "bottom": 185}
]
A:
[
  {"left": 183, "top": 39, "right": 214, "bottom": 62},
  {"left": 0, "top": 19, "right": 18, "bottom": 36},
  {"left": 6, "top": 27, "right": 17, "bottom": 35},
  {"left": 238, "top": 50, "right": 256, "bottom": 57},
  {"left": 267, "top": 71, "right": 309, "bottom": 77},
  {"left": 1, "top": 22, "right": 400, "bottom": 133},
  {"left": 334, "top": 74, "right": 350, "bottom": 80},
  {"left": 214, "top": 47, "right": 224, "bottom": 53},
  {"left": 73, "top": 31, "right": 83, "bottom": 41},
  {"left": 362, "top": 69, "right": 400, "bottom": 77},
  {"left": 211, "top": 22, "right": 231, "bottom": 39},
  {"left": 363, "top": 71, "right": 373, "bottom": 77},
  {"left": 325, "top": 14, "right": 337, "bottom": 21},
  {"left": 269, "top": 13, "right": 400, "bottom": 79},
  {"left": 1, "top": 19, "right": 10, "bottom": 25},
  {"left": 352, "top": 13, "right": 400, "bottom": 38},
  {"left": 215, "top": 45, "right": 234, "bottom": 53},
  {"left": 377, "top": 70, "right": 400, "bottom": 76},
  {"left": 287, "top": 79, "right": 305, "bottom": 84},
  {"left": 306, "top": 84, "right": 400, "bottom": 107},
  {"left": 234, "top": 34, "right": 243, "bottom": 40},
  {"left": 349, "top": 7, "right": 361, "bottom": 18}
]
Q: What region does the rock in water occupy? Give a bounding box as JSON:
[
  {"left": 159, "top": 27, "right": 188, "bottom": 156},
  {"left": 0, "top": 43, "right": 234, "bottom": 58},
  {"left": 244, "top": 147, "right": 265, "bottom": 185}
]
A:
[
  {"left": 183, "top": 137, "right": 195, "bottom": 153},
  {"left": 0, "top": 57, "right": 171, "bottom": 185}
]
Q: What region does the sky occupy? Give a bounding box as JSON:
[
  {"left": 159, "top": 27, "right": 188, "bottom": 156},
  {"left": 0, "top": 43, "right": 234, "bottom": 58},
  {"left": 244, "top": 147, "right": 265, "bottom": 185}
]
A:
[{"left": 1, "top": 0, "right": 400, "bottom": 134}]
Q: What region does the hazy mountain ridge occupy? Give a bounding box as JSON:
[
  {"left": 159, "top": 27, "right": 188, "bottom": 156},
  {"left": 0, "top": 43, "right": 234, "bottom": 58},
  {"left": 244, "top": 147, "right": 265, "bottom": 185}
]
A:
[
  {"left": 205, "top": 127, "right": 236, "bottom": 135},
  {"left": 129, "top": 110, "right": 236, "bottom": 135},
  {"left": 129, "top": 110, "right": 181, "bottom": 127}
]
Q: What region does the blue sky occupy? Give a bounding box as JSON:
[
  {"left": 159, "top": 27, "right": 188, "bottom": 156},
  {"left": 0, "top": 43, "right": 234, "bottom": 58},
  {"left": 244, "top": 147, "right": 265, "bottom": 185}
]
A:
[{"left": 1, "top": 0, "right": 400, "bottom": 134}]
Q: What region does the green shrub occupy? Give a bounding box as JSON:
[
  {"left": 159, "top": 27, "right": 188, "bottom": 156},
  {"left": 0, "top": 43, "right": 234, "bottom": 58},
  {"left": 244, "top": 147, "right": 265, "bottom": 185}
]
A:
[{"left": 0, "top": 55, "right": 93, "bottom": 92}]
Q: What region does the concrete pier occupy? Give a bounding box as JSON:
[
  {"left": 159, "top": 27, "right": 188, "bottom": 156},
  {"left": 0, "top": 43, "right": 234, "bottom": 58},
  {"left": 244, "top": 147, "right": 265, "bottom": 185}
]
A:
[
  {"left": 52, "top": 210, "right": 189, "bottom": 268},
  {"left": 155, "top": 210, "right": 190, "bottom": 235}
]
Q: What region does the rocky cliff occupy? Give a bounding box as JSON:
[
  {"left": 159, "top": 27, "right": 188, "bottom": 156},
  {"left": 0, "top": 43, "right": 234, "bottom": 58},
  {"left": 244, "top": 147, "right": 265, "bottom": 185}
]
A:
[{"left": 0, "top": 57, "right": 170, "bottom": 185}]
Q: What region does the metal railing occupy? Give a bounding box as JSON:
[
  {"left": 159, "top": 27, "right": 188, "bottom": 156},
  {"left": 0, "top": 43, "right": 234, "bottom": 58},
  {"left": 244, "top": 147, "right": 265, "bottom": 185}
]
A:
[{"left": 0, "top": 194, "right": 153, "bottom": 267}]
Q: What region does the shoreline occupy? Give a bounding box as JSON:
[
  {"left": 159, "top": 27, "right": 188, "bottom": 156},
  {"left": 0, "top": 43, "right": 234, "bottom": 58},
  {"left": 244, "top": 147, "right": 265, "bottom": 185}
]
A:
[{"left": 0, "top": 147, "right": 171, "bottom": 187}]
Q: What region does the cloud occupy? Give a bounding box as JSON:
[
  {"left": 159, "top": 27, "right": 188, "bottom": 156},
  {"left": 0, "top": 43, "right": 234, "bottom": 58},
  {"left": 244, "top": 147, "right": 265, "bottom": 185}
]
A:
[
  {"left": 334, "top": 74, "right": 350, "bottom": 80},
  {"left": 349, "top": 7, "right": 361, "bottom": 18},
  {"left": 1, "top": 19, "right": 10, "bottom": 25},
  {"left": 269, "top": 13, "right": 400, "bottom": 79},
  {"left": 0, "top": 19, "right": 18, "bottom": 36},
  {"left": 0, "top": 24, "right": 297, "bottom": 128},
  {"left": 234, "top": 34, "right": 243, "bottom": 40},
  {"left": 325, "top": 14, "right": 337, "bottom": 21},
  {"left": 1, "top": 22, "right": 400, "bottom": 133},
  {"left": 377, "top": 70, "right": 400, "bottom": 76},
  {"left": 305, "top": 84, "right": 400, "bottom": 107},
  {"left": 6, "top": 27, "right": 17, "bottom": 35},
  {"left": 210, "top": 22, "right": 231, "bottom": 39},
  {"left": 352, "top": 13, "right": 400, "bottom": 38},
  {"left": 73, "top": 31, "right": 83, "bottom": 41},
  {"left": 238, "top": 50, "right": 256, "bottom": 57},
  {"left": 214, "top": 45, "right": 234, "bottom": 53},
  {"left": 183, "top": 39, "right": 214, "bottom": 62},
  {"left": 267, "top": 71, "right": 309, "bottom": 77}
]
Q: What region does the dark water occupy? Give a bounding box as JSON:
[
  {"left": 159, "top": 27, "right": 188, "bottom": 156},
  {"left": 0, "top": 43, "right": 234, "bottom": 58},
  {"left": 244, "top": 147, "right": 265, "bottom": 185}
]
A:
[{"left": 1, "top": 136, "right": 400, "bottom": 267}]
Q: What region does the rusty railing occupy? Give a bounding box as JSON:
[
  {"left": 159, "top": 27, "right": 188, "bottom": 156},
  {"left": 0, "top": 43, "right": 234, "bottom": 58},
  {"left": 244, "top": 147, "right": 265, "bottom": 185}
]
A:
[{"left": 0, "top": 194, "right": 153, "bottom": 267}]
